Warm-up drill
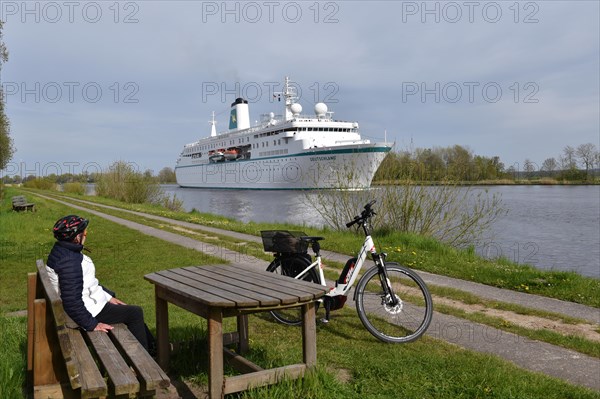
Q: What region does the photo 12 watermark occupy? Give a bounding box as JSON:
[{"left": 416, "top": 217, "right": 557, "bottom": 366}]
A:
[
  {"left": 0, "top": 1, "right": 140, "bottom": 24},
  {"left": 401, "top": 81, "right": 540, "bottom": 104},
  {"left": 1, "top": 81, "right": 140, "bottom": 104},
  {"left": 477, "top": 241, "right": 540, "bottom": 266},
  {"left": 201, "top": 80, "right": 339, "bottom": 104},
  {"left": 200, "top": 1, "right": 340, "bottom": 24},
  {"left": 401, "top": 1, "right": 540, "bottom": 24}
]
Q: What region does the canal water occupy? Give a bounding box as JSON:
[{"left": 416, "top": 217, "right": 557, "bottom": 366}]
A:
[{"left": 159, "top": 185, "right": 600, "bottom": 278}]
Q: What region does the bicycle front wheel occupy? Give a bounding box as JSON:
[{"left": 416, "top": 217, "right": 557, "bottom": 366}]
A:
[
  {"left": 266, "top": 256, "right": 320, "bottom": 326},
  {"left": 355, "top": 262, "right": 432, "bottom": 343}
]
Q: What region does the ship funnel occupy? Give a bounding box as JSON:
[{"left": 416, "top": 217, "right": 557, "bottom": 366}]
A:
[{"left": 229, "top": 98, "right": 250, "bottom": 131}]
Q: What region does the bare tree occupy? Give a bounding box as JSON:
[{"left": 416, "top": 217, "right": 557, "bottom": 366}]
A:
[
  {"left": 523, "top": 159, "right": 536, "bottom": 173},
  {"left": 576, "top": 143, "right": 598, "bottom": 177},
  {"left": 541, "top": 157, "right": 558, "bottom": 172},
  {"left": 561, "top": 145, "right": 577, "bottom": 170}
]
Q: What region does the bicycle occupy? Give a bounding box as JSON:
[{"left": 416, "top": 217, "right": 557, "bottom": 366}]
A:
[{"left": 262, "top": 200, "right": 433, "bottom": 343}]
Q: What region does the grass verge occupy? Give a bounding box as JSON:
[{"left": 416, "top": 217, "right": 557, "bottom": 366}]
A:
[
  {"left": 27, "top": 188, "right": 600, "bottom": 308},
  {"left": 14, "top": 189, "right": 600, "bottom": 357}
]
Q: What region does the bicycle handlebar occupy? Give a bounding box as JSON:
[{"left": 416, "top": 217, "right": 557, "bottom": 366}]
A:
[{"left": 346, "top": 200, "right": 377, "bottom": 228}]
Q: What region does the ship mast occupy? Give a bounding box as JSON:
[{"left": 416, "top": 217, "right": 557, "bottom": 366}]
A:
[
  {"left": 209, "top": 111, "right": 217, "bottom": 137},
  {"left": 282, "top": 77, "right": 298, "bottom": 121}
]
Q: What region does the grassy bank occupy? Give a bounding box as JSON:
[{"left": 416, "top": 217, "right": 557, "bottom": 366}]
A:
[
  {"left": 20, "top": 187, "right": 599, "bottom": 308},
  {"left": 1, "top": 189, "right": 599, "bottom": 398},
  {"left": 374, "top": 179, "right": 600, "bottom": 186}
]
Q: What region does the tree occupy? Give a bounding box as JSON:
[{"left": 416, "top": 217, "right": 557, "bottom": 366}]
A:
[
  {"left": 523, "top": 159, "right": 536, "bottom": 177},
  {"left": 561, "top": 145, "right": 577, "bottom": 170},
  {"left": 541, "top": 157, "right": 558, "bottom": 173},
  {"left": 0, "top": 21, "right": 13, "bottom": 171},
  {"left": 157, "top": 167, "right": 177, "bottom": 183},
  {"left": 576, "top": 143, "right": 598, "bottom": 178},
  {"left": 443, "top": 145, "right": 473, "bottom": 181}
]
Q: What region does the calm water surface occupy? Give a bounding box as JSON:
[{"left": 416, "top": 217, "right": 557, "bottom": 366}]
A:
[{"left": 161, "top": 185, "right": 599, "bottom": 278}]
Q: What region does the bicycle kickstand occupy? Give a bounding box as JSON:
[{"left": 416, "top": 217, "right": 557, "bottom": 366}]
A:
[{"left": 322, "top": 297, "right": 332, "bottom": 323}]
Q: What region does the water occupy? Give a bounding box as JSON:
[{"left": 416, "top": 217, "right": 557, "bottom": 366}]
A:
[{"left": 157, "top": 185, "right": 600, "bottom": 278}]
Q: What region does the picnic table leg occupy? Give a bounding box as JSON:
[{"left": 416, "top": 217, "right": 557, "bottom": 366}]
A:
[
  {"left": 208, "top": 307, "right": 224, "bottom": 399},
  {"left": 302, "top": 302, "right": 317, "bottom": 367},
  {"left": 236, "top": 315, "right": 249, "bottom": 354},
  {"left": 155, "top": 287, "right": 170, "bottom": 370}
]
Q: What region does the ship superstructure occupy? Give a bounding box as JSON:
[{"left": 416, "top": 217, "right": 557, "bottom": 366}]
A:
[{"left": 175, "top": 77, "right": 391, "bottom": 189}]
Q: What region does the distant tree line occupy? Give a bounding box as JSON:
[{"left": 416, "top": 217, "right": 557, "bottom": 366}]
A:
[
  {"left": 1, "top": 166, "right": 177, "bottom": 185},
  {"left": 374, "top": 143, "right": 600, "bottom": 183}
]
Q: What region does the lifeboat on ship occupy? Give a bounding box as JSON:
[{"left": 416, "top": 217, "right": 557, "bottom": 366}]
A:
[
  {"left": 208, "top": 150, "right": 225, "bottom": 162},
  {"left": 223, "top": 148, "right": 240, "bottom": 161}
]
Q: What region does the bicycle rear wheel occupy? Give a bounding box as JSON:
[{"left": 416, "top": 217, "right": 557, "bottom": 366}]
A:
[
  {"left": 266, "top": 256, "right": 320, "bottom": 326},
  {"left": 355, "top": 262, "right": 432, "bottom": 343}
]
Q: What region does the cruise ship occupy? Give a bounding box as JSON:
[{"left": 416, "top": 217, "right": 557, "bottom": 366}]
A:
[{"left": 175, "top": 77, "right": 392, "bottom": 190}]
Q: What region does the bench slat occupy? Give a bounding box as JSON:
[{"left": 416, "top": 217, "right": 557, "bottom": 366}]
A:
[
  {"left": 172, "top": 268, "right": 281, "bottom": 306},
  {"left": 86, "top": 330, "right": 140, "bottom": 396},
  {"left": 110, "top": 324, "right": 170, "bottom": 393},
  {"left": 146, "top": 271, "right": 236, "bottom": 307},
  {"left": 209, "top": 264, "right": 326, "bottom": 294},
  {"left": 188, "top": 265, "right": 326, "bottom": 302},
  {"left": 68, "top": 329, "right": 108, "bottom": 399}
]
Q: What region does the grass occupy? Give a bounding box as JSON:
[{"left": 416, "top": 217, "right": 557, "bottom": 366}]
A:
[
  {"left": 13, "top": 189, "right": 600, "bottom": 357},
  {"left": 2, "top": 187, "right": 600, "bottom": 398},
  {"left": 28, "top": 191, "right": 600, "bottom": 355},
  {"left": 28, "top": 188, "right": 600, "bottom": 308}
]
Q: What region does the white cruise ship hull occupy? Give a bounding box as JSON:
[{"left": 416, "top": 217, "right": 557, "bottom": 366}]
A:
[{"left": 176, "top": 143, "right": 389, "bottom": 190}]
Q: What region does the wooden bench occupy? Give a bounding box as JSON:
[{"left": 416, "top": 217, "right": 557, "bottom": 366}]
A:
[
  {"left": 28, "top": 259, "right": 171, "bottom": 398},
  {"left": 12, "top": 195, "right": 35, "bottom": 212}
]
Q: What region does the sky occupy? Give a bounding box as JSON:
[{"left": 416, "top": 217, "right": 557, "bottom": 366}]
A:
[{"left": 1, "top": 0, "right": 599, "bottom": 178}]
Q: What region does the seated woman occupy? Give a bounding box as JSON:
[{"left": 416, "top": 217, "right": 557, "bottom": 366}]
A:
[{"left": 46, "top": 215, "right": 155, "bottom": 353}]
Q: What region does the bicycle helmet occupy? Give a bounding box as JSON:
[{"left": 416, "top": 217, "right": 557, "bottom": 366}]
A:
[{"left": 53, "top": 215, "right": 89, "bottom": 241}]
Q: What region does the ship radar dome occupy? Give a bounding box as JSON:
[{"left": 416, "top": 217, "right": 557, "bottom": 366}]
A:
[
  {"left": 291, "top": 103, "right": 302, "bottom": 115},
  {"left": 314, "top": 102, "right": 328, "bottom": 118}
]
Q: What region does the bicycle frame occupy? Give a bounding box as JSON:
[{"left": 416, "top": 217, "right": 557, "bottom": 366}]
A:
[{"left": 288, "top": 233, "right": 379, "bottom": 299}]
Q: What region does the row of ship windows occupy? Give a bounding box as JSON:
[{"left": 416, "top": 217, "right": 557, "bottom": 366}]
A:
[
  {"left": 258, "top": 149, "right": 289, "bottom": 157},
  {"left": 299, "top": 127, "right": 357, "bottom": 133},
  {"left": 254, "top": 127, "right": 355, "bottom": 139},
  {"left": 254, "top": 140, "right": 282, "bottom": 148}
]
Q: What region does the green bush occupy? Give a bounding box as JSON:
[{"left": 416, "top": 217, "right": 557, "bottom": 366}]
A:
[
  {"left": 62, "top": 182, "right": 85, "bottom": 195},
  {"left": 22, "top": 177, "right": 55, "bottom": 190},
  {"left": 95, "top": 161, "right": 162, "bottom": 204}
]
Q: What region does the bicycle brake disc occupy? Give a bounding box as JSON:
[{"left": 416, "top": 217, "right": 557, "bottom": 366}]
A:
[{"left": 383, "top": 294, "right": 403, "bottom": 314}]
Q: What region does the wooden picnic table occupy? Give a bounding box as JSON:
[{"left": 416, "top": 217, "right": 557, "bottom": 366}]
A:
[{"left": 144, "top": 264, "right": 327, "bottom": 398}]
